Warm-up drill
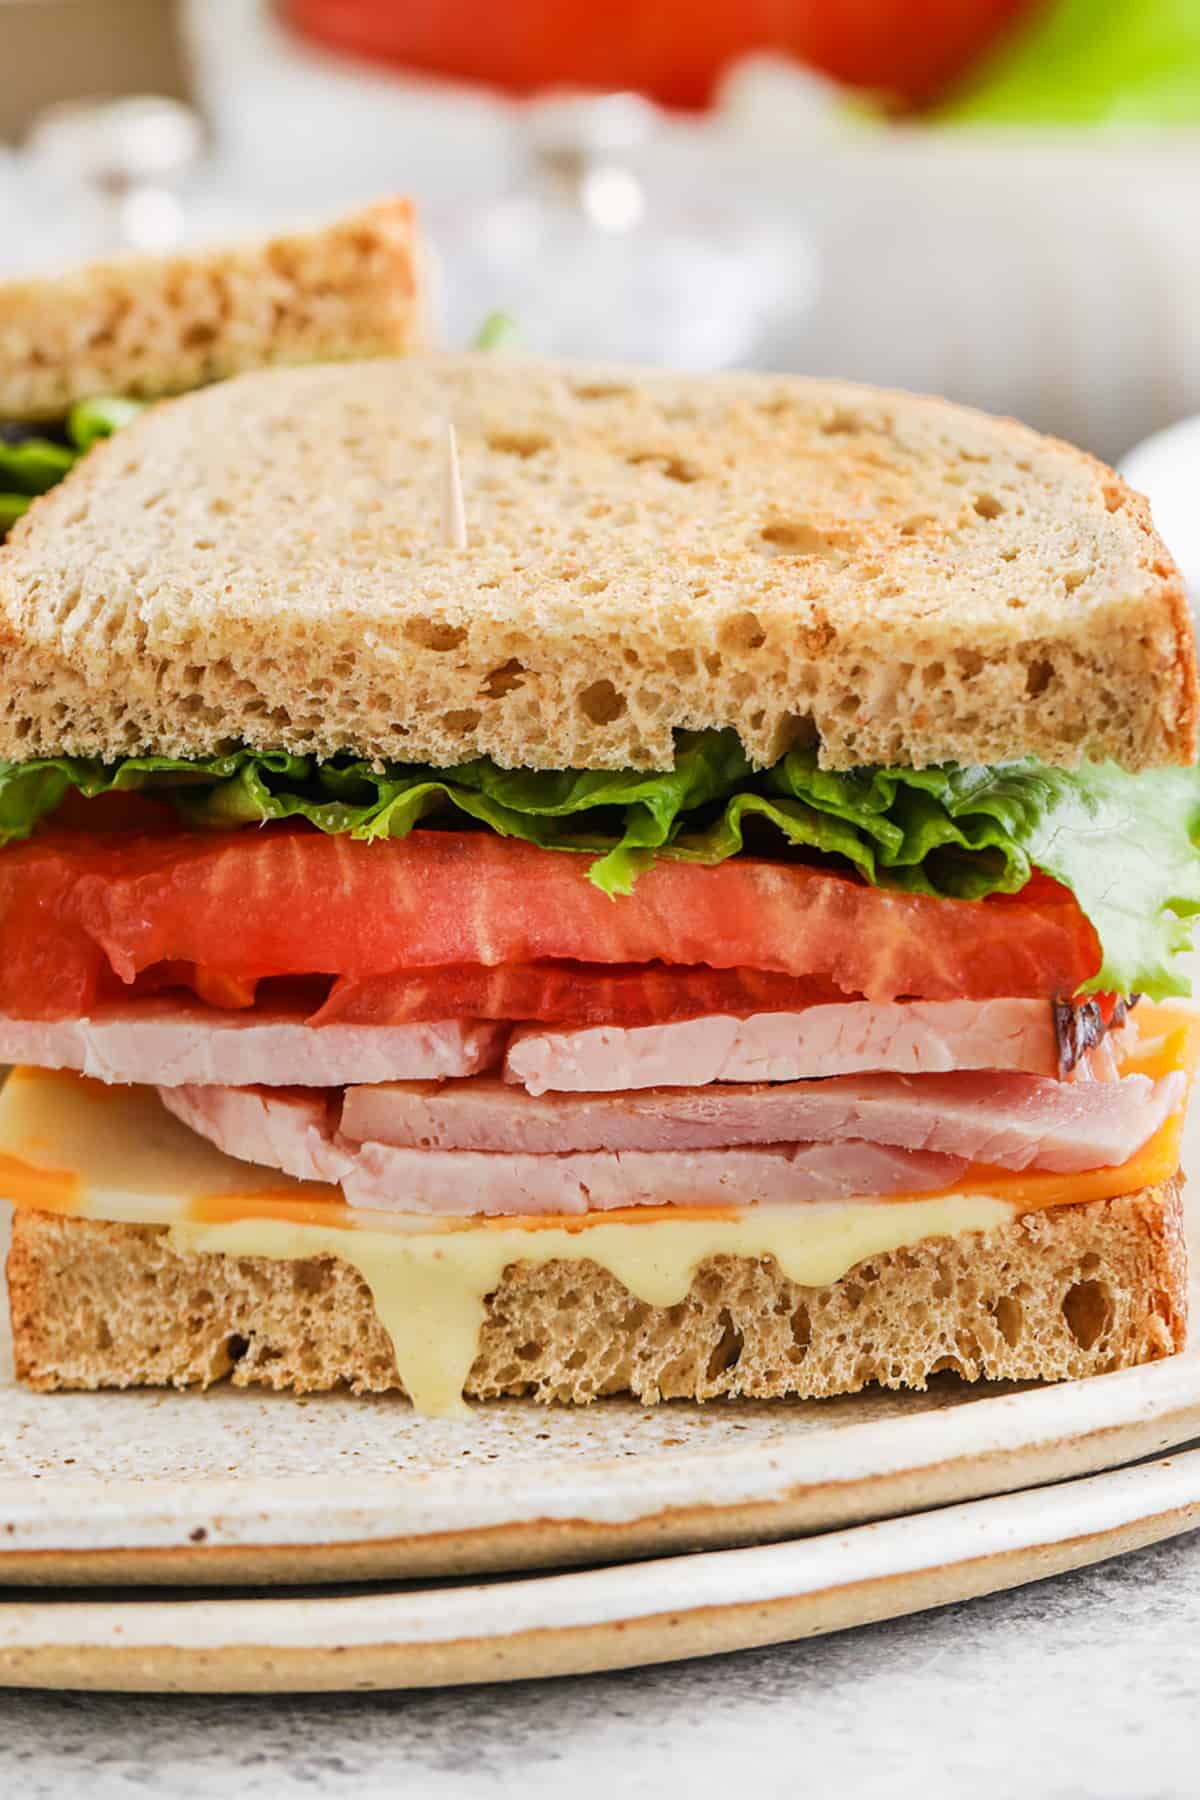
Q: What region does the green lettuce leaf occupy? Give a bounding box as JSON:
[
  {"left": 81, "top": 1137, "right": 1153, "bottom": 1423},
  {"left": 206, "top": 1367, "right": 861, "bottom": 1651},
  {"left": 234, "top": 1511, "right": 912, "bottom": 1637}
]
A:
[
  {"left": 1, "top": 735, "right": 1197, "bottom": 999},
  {"left": 758, "top": 751, "right": 1200, "bottom": 998},
  {"left": 0, "top": 732, "right": 754, "bottom": 899},
  {"left": 0, "top": 397, "right": 146, "bottom": 539}
]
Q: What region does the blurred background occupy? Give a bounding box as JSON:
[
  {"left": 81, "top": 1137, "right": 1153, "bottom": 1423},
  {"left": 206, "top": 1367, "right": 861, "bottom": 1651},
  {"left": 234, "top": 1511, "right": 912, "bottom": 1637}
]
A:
[{"left": 2, "top": 0, "right": 1200, "bottom": 534}]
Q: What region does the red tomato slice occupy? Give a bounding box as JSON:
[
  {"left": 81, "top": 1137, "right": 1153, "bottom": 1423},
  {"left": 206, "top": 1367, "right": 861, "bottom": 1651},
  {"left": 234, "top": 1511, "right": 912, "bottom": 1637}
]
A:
[
  {"left": 0, "top": 825, "right": 1100, "bottom": 1021},
  {"left": 313, "top": 964, "right": 850, "bottom": 1029},
  {"left": 130, "top": 962, "right": 260, "bottom": 1010}
]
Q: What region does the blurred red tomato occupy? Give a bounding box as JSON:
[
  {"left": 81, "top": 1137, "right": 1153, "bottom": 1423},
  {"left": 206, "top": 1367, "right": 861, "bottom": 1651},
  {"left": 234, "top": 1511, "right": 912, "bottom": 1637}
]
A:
[{"left": 284, "top": 0, "right": 1036, "bottom": 110}]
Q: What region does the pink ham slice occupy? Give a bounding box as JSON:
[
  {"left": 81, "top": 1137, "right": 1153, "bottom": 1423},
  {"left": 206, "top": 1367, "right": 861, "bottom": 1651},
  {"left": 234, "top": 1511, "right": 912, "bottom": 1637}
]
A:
[
  {"left": 0, "top": 1002, "right": 505, "bottom": 1087},
  {"left": 155, "top": 1083, "right": 967, "bottom": 1213},
  {"left": 503, "top": 1000, "right": 1059, "bottom": 1096},
  {"left": 340, "top": 1068, "right": 1185, "bottom": 1173},
  {"left": 0, "top": 995, "right": 1067, "bottom": 1091},
  {"left": 337, "top": 1140, "right": 968, "bottom": 1215},
  {"left": 158, "top": 1056, "right": 1184, "bottom": 1216},
  {"left": 162, "top": 1085, "right": 356, "bottom": 1182},
  {"left": 163, "top": 1084, "right": 355, "bottom": 1183}
]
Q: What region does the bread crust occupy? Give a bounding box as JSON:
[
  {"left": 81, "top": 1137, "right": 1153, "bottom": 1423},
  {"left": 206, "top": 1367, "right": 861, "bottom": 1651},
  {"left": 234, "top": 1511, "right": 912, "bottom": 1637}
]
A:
[
  {"left": 8, "top": 1184, "right": 1186, "bottom": 1403},
  {"left": 0, "top": 357, "right": 1190, "bottom": 772},
  {"left": 0, "top": 199, "right": 425, "bottom": 421}
]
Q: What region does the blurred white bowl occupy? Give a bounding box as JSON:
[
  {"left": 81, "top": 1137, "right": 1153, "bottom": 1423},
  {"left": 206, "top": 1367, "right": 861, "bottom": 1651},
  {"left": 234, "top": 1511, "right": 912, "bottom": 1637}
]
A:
[{"left": 1121, "top": 417, "right": 1200, "bottom": 609}]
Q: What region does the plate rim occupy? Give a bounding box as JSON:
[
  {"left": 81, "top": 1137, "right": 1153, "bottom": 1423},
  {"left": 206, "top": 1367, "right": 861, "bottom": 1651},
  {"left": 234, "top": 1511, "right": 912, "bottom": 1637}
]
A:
[
  {"left": 0, "top": 1444, "right": 1196, "bottom": 1691},
  {"left": 0, "top": 1350, "right": 1197, "bottom": 1583}
]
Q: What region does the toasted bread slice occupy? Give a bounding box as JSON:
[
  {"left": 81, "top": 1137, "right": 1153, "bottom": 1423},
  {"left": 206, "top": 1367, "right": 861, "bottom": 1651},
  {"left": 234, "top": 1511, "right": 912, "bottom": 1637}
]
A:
[
  {"left": 8, "top": 1185, "right": 1185, "bottom": 1401},
  {"left": 0, "top": 357, "right": 1190, "bottom": 771},
  {"left": 0, "top": 199, "right": 425, "bottom": 422}
]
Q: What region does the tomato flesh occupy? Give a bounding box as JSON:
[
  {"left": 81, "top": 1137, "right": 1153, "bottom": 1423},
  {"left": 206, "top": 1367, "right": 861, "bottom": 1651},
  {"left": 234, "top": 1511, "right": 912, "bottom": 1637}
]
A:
[
  {"left": 313, "top": 964, "right": 851, "bottom": 1029},
  {"left": 0, "top": 825, "right": 1101, "bottom": 1022}
]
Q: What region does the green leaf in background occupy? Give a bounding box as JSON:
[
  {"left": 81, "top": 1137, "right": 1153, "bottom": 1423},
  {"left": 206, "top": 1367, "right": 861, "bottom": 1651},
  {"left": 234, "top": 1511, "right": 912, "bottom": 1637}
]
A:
[
  {"left": 0, "top": 438, "right": 76, "bottom": 496},
  {"left": 0, "top": 494, "right": 30, "bottom": 532},
  {"left": 2, "top": 733, "right": 1198, "bottom": 997},
  {"left": 472, "top": 311, "right": 520, "bottom": 351},
  {"left": 0, "top": 397, "right": 146, "bottom": 538},
  {"left": 936, "top": 0, "right": 1200, "bottom": 126},
  {"left": 66, "top": 395, "right": 145, "bottom": 452}
]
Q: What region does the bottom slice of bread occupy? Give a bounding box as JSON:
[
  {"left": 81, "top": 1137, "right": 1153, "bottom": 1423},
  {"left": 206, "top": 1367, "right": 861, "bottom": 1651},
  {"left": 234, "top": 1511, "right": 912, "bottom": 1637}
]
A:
[{"left": 7, "top": 1184, "right": 1187, "bottom": 1403}]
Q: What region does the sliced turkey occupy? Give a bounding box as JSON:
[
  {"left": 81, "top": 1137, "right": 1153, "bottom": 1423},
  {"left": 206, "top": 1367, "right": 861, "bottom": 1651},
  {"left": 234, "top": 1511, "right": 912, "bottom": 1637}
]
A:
[
  {"left": 503, "top": 999, "right": 1059, "bottom": 1095},
  {"left": 340, "top": 1067, "right": 1184, "bottom": 1173},
  {"left": 0, "top": 1002, "right": 506, "bottom": 1087}
]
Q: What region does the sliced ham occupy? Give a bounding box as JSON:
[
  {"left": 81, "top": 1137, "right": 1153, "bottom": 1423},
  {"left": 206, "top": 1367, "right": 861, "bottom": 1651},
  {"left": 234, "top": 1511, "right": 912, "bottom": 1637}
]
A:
[
  {"left": 0, "top": 992, "right": 1069, "bottom": 1091},
  {"left": 503, "top": 1000, "right": 1060, "bottom": 1095},
  {"left": 161, "top": 1085, "right": 355, "bottom": 1183},
  {"left": 340, "top": 1068, "right": 1185, "bottom": 1173},
  {"left": 155, "top": 1079, "right": 967, "bottom": 1212},
  {"left": 160, "top": 1052, "right": 1184, "bottom": 1216},
  {"left": 336, "top": 1140, "right": 968, "bottom": 1215},
  {"left": 0, "top": 1002, "right": 506, "bottom": 1087}
]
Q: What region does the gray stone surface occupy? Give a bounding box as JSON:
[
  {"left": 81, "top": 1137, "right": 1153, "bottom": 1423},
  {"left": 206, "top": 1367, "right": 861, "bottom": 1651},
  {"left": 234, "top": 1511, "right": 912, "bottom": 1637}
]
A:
[{"left": 0, "top": 1528, "right": 1196, "bottom": 1800}]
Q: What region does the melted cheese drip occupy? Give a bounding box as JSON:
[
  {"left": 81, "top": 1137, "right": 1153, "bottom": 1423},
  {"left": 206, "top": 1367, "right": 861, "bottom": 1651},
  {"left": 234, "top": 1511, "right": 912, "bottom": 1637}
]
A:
[{"left": 168, "top": 1198, "right": 1014, "bottom": 1416}]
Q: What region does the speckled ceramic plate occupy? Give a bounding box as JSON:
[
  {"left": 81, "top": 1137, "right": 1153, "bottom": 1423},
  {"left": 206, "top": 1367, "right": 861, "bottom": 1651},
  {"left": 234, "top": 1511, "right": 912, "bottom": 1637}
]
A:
[
  {"left": 0, "top": 1444, "right": 1195, "bottom": 1691},
  {"left": 2, "top": 1262, "right": 1198, "bottom": 1586}
]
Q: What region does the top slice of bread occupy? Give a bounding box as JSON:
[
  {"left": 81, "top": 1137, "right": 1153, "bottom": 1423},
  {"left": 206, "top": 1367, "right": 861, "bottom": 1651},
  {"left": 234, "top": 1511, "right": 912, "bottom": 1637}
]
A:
[
  {"left": 0, "top": 355, "right": 1192, "bottom": 772},
  {"left": 0, "top": 199, "right": 425, "bottom": 421}
]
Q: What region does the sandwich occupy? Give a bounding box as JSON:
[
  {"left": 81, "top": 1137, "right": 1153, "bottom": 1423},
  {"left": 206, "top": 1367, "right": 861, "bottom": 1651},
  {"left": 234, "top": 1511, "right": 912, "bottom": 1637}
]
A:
[
  {"left": 0, "top": 354, "right": 1197, "bottom": 1418},
  {"left": 0, "top": 198, "right": 425, "bottom": 537}
]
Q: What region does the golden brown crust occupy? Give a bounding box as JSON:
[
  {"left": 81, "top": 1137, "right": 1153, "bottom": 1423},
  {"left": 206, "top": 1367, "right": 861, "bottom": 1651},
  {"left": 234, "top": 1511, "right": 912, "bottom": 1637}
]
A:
[
  {"left": 8, "top": 1183, "right": 1187, "bottom": 1404},
  {"left": 0, "top": 199, "right": 426, "bottom": 421},
  {"left": 0, "top": 358, "right": 1189, "bottom": 772},
  {"left": 1028, "top": 449, "right": 1198, "bottom": 767}
]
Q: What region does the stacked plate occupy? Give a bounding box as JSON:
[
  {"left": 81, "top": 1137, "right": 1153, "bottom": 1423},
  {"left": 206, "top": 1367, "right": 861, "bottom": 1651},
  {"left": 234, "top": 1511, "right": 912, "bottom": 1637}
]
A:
[{"left": 0, "top": 1259, "right": 1198, "bottom": 1693}]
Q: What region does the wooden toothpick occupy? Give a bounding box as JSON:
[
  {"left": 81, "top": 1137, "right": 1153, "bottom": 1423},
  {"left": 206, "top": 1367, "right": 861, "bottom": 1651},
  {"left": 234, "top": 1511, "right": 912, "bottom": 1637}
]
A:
[{"left": 442, "top": 420, "right": 467, "bottom": 550}]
